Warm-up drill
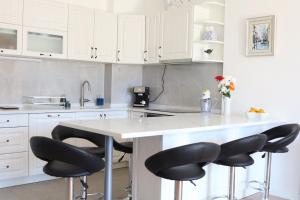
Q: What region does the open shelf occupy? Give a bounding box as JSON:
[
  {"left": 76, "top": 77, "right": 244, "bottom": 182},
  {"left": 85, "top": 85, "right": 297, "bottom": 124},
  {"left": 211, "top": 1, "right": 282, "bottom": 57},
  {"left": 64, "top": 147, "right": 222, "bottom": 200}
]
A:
[
  {"left": 194, "top": 40, "right": 224, "bottom": 44},
  {"left": 194, "top": 20, "right": 225, "bottom": 26},
  {"left": 201, "top": 1, "right": 225, "bottom": 7}
]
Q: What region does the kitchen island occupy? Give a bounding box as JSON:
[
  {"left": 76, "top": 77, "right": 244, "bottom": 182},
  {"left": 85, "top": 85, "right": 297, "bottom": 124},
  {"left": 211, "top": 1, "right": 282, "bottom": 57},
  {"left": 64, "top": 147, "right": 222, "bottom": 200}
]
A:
[{"left": 60, "top": 113, "right": 282, "bottom": 200}]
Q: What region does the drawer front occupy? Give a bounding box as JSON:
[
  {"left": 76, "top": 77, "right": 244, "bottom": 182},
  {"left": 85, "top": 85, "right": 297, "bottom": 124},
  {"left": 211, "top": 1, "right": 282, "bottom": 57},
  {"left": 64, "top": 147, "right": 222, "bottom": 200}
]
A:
[
  {"left": 0, "top": 127, "right": 28, "bottom": 154},
  {"left": 0, "top": 152, "right": 28, "bottom": 180},
  {"left": 130, "top": 111, "right": 145, "bottom": 119},
  {"left": 0, "top": 114, "right": 28, "bottom": 128},
  {"left": 106, "top": 111, "right": 128, "bottom": 119},
  {"left": 29, "top": 112, "right": 75, "bottom": 120},
  {"left": 76, "top": 112, "right": 103, "bottom": 120}
]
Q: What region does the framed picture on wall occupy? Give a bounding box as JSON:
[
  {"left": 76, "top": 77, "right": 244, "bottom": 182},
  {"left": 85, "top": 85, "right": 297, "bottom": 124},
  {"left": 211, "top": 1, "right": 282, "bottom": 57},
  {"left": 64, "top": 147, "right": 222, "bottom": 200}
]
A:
[{"left": 246, "top": 15, "right": 276, "bottom": 56}]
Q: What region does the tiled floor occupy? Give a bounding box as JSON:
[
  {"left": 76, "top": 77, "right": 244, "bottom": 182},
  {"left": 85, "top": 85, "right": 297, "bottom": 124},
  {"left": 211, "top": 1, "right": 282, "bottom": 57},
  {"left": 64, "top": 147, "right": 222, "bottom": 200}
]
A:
[
  {"left": 242, "top": 193, "right": 287, "bottom": 200},
  {"left": 0, "top": 168, "right": 129, "bottom": 200}
]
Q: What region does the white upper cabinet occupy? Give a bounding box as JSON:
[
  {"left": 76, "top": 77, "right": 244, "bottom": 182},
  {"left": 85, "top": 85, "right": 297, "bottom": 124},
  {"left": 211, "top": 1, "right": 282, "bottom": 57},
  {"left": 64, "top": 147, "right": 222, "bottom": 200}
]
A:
[
  {"left": 68, "top": 5, "right": 94, "bottom": 61},
  {"left": 117, "top": 15, "right": 145, "bottom": 64},
  {"left": 145, "top": 15, "right": 161, "bottom": 64},
  {"left": 160, "top": 7, "right": 193, "bottom": 61},
  {"left": 0, "top": 0, "right": 23, "bottom": 25},
  {"left": 23, "top": 27, "right": 67, "bottom": 58},
  {"left": 0, "top": 23, "right": 22, "bottom": 55},
  {"left": 23, "top": 0, "right": 68, "bottom": 31},
  {"left": 94, "top": 11, "right": 117, "bottom": 63}
]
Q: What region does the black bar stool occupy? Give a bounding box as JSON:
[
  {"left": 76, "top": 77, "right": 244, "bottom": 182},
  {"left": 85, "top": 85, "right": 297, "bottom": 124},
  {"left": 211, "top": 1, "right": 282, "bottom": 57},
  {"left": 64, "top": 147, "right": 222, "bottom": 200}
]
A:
[
  {"left": 52, "top": 125, "right": 106, "bottom": 199},
  {"left": 213, "top": 134, "right": 267, "bottom": 200},
  {"left": 113, "top": 140, "right": 133, "bottom": 200},
  {"left": 30, "top": 136, "right": 105, "bottom": 200},
  {"left": 251, "top": 124, "right": 300, "bottom": 200},
  {"left": 145, "top": 142, "right": 221, "bottom": 200}
]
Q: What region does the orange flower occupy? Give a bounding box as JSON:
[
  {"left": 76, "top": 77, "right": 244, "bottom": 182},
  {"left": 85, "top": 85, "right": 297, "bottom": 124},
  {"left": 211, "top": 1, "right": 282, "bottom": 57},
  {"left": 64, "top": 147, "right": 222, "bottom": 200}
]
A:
[{"left": 229, "top": 82, "right": 235, "bottom": 91}]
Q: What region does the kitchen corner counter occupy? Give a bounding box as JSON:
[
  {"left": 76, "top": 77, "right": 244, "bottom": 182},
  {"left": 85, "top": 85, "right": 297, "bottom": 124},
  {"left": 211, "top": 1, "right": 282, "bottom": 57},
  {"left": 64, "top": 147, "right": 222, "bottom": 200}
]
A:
[
  {"left": 59, "top": 112, "right": 283, "bottom": 200},
  {"left": 60, "top": 113, "right": 282, "bottom": 139}
]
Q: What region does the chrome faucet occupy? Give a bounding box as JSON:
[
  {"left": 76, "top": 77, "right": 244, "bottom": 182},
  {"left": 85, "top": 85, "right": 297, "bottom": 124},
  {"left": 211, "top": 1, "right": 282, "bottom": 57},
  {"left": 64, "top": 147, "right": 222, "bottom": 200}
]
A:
[{"left": 80, "top": 80, "right": 92, "bottom": 107}]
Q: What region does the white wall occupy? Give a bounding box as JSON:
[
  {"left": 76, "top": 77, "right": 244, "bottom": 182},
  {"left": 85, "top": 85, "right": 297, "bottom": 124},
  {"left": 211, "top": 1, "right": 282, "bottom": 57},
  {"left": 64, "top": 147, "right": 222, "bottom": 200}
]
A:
[
  {"left": 224, "top": 0, "right": 300, "bottom": 199},
  {"left": 143, "top": 64, "right": 223, "bottom": 108},
  {"left": 0, "top": 59, "right": 104, "bottom": 104}
]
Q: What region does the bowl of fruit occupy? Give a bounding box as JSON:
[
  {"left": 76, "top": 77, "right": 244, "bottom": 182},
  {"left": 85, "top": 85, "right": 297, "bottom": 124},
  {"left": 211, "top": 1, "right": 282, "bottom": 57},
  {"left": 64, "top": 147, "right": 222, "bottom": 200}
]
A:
[{"left": 247, "top": 107, "right": 269, "bottom": 120}]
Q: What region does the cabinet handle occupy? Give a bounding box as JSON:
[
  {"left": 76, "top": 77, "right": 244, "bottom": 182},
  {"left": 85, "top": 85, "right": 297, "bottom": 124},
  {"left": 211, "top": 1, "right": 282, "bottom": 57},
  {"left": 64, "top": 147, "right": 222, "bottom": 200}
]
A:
[
  {"left": 117, "top": 50, "right": 120, "bottom": 62},
  {"left": 0, "top": 120, "right": 9, "bottom": 124},
  {"left": 0, "top": 50, "right": 3, "bottom": 53},
  {"left": 144, "top": 50, "right": 148, "bottom": 62},
  {"left": 40, "top": 53, "right": 45, "bottom": 56},
  {"left": 0, "top": 139, "right": 10, "bottom": 144},
  {"left": 204, "top": 49, "right": 213, "bottom": 55},
  {"left": 49, "top": 54, "right": 52, "bottom": 57},
  {"left": 47, "top": 114, "right": 60, "bottom": 118},
  {"left": 91, "top": 47, "right": 94, "bottom": 59},
  {"left": 158, "top": 46, "right": 162, "bottom": 59},
  {"left": 95, "top": 48, "right": 98, "bottom": 59}
]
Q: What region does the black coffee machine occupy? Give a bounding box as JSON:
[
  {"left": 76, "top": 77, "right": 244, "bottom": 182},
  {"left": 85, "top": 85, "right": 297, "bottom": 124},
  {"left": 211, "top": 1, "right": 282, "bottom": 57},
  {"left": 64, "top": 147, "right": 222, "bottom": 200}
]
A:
[{"left": 133, "top": 86, "right": 150, "bottom": 107}]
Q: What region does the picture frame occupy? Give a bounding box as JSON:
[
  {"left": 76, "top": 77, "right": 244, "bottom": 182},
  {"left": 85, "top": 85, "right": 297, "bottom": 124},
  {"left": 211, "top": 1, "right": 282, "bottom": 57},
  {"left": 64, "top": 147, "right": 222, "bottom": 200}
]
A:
[{"left": 246, "top": 15, "right": 276, "bottom": 56}]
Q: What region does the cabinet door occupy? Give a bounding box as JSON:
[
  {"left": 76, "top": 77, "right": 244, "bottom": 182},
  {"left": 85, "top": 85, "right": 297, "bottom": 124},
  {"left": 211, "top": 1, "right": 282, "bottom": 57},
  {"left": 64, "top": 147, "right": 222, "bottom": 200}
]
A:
[
  {"left": 23, "top": 27, "right": 67, "bottom": 59},
  {"left": 161, "top": 8, "right": 193, "bottom": 61},
  {"left": 23, "top": 0, "right": 68, "bottom": 31},
  {"left": 0, "top": 0, "right": 23, "bottom": 25},
  {"left": 145, "top": 15, "right": 160, "bottom": 64},
  {"left": 68, "top": 5, "right": 94, "bottom": 61},
  {"left": 0, "top": 152, "right": 28, "bottom": 180},
  {"left": 29, "top": 113, "right": 75, "bottom": 176},
  {"left": 94, "top": 11, "right": 117, "bottom": 63},
  {"left": 0, "top": 23, "right": 22, "bottom": 55},
  {"left": 117, "top": 15, "right": 145, "bottom": 64}
]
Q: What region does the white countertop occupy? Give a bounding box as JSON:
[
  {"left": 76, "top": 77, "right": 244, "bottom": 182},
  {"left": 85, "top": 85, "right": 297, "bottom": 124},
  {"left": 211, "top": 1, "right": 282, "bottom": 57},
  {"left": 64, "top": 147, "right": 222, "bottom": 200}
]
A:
[
  {"left": 60, "top": 113, "right": 281, "bottom": 139},
  {"left": 0, "top": 104, "right": 129, "bottom": 114}
]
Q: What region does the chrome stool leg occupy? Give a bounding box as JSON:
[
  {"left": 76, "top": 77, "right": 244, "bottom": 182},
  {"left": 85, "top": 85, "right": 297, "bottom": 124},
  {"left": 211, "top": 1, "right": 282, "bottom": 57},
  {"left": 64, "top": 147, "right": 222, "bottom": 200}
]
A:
[
  {"left": 68, "top": 178, "right": 74, "bottom": 200},
  {"left": 175, "top": 181, "right": 183, "bottom": 200},
  {"left": 263, "top": 152, "right": 272, "bottom": 200},
  {"left": 212, "top": 167, "right": 237, "bottom": 200},
  {"left": 228, "top": 167, "right": 236, "bottom": 200},
  {"left": 76, "top": 176, "right": 104, "bottom": 200}
]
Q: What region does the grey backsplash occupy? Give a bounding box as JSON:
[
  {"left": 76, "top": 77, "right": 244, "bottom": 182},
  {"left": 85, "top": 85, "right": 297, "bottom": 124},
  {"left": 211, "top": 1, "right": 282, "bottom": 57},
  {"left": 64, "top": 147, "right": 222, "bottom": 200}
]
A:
[
  {"left": 143, "top": 63, "right": 223, "bottom": 109},
  {"left": 0, "top": 59, "right": 104, "bottom": 105}
]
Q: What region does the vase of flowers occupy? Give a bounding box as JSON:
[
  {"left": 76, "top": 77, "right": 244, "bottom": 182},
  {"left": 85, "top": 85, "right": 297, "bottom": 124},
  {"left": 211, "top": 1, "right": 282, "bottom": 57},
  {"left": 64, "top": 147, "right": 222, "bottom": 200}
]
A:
[{"left": 215, "top": 75, "right": 236, "bottom": 116}]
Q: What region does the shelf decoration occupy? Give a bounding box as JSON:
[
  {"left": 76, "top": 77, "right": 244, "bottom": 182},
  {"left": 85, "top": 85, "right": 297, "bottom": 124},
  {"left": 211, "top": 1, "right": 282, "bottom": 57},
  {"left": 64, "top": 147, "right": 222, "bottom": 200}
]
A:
[
  {"left": 202, "top": 26, "right": 218, "bottom": 41},
  {"left": 215, "top": 75, "right": 236, "bottom": 116},
  {"left": 246, "top": 15, "right": 276, "bottom": 56}
]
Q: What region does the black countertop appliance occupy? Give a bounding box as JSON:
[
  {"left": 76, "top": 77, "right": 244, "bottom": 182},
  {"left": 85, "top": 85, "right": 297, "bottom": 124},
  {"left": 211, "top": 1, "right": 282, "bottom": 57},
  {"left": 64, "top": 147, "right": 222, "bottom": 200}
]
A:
[{"left": 133, "top": 86, "right": 150, "bottom": 107}]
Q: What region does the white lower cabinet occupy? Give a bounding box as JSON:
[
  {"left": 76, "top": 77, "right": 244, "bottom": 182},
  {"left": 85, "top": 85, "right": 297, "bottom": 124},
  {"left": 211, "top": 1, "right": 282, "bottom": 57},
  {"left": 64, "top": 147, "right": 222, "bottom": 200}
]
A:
[
  {"left": 0, "top": 127, "right": 28, "bottom": 154},
  {"left": 0, "top": 114, "right": 29, "bottom": 181},
  {"left": 0, "top": 152, "right": 28, "bottom": 181},
  {"left": 28, "top": 113, "right": 76, "bottom": 176},
  {"left": 75, "top": 111, "right": 129, "bottom": 163}
]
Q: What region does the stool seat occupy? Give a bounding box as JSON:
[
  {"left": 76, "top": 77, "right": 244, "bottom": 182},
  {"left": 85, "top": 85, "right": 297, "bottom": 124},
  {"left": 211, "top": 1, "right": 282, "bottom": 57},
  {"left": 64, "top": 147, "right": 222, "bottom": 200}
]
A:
[
  {"left": 259, "top": 124, "right": 300, "bottom": 153},
  {"left": 214, "top": 154, "right": 254, "bottom": 167},
  {"left": 145, "top": 142, "right": 220, "bottom": 200},
  {"left": 156, "top": 163, "right": 206, "bottom": 181},
  {"left": 262, "top": 143, "right": 289, "bottom": 153},
  {"left": 44, "top": 161, "right": 92, "bottom": 178},
  {"left": 113, "top": 141, "right": 133, "bottom": 154},
  {"left": 82, "top": 147, "right": 105, "bottom": 157}
]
